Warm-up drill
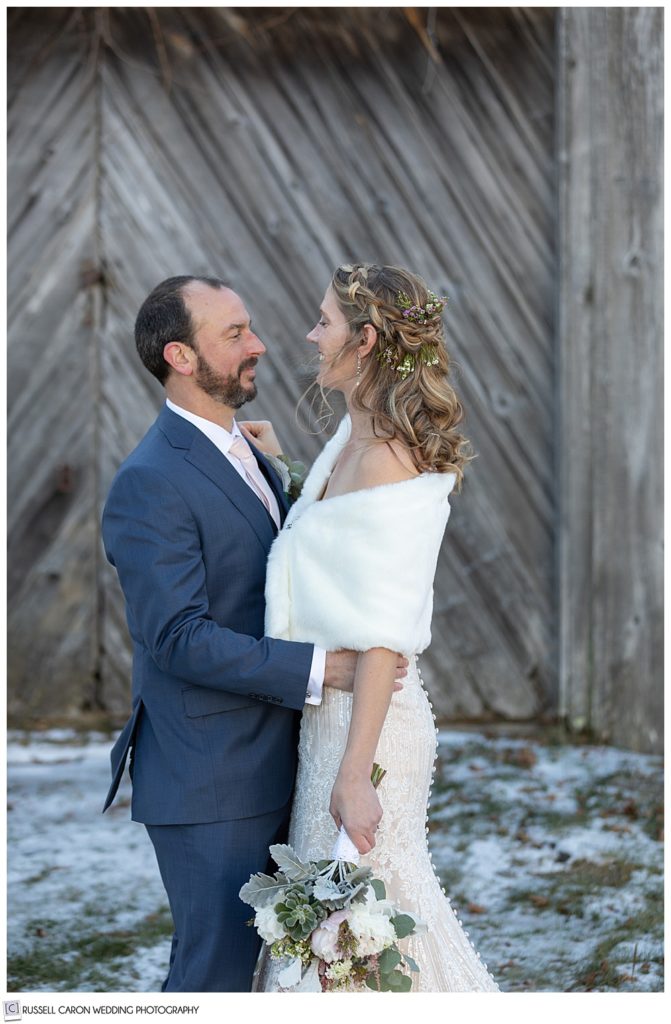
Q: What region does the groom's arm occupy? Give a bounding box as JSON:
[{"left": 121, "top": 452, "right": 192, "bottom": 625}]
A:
[{"left": 102, "top": 463, "right": 314, "bottom": 711}]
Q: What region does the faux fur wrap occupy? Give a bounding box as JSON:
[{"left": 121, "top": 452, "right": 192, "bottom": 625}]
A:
[{"left": 265, "top": 416, "right": 456, "bottom": 655}]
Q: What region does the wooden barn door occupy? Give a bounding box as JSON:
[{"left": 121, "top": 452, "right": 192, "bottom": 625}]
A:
[
  {"left": 94, "top": 8, "right": 559, "bottom": 721},
  {"left": 8, "top": 9, "right": 558, "bottom": 724}
]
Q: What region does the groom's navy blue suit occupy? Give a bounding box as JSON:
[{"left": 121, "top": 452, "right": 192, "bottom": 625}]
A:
[{"left": 102, "top": 404, "right": 314, "bottom": 991}]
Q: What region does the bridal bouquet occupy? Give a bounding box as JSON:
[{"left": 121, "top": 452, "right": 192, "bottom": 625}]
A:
[{"left": 240, "top": 845, "right": 423, "bottom": 992}]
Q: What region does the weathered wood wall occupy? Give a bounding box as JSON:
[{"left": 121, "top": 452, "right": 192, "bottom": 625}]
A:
[
  {"left": 93, "top": 6, "right": 558, "bottom": 725},
  {"left": 7, "top": 11, "right": 103, "bottom": 716},
  {"left": 557, "top": 7, "right": 664, "bottom": 752},
  {"left": 7, "top": 7, "right": 661, "bottom": 750}
]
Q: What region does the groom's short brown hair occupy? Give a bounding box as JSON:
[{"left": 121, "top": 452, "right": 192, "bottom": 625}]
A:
[{"left": 135, "top": 275, "right": 227, "bottom": 384}]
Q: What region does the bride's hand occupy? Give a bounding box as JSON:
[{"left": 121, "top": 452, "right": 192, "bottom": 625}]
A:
[
  {"left": 239, "top": 420, "right": 283, "bottom": 457},
  {"left": 330, "top": 764, "right": 382, "bottom": 855}
]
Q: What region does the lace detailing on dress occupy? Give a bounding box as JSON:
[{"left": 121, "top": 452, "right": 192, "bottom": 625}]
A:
[{"left": 254, "top": 658, "right": 499, "bottom": 993}]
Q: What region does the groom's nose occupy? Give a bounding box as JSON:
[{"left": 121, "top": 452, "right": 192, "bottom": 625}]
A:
[{"left": 247, "top": 331, "right": 266, "bottom": 357}]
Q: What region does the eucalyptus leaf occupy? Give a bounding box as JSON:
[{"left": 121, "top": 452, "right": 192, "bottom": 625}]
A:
[
  {"left": 394, "top": 971, "right": 413, "bottom": 992},
  {"left": 402, "top": 953, "right": 420, "bottom": 973},
  {"left": 269, "top": 844, "right": 313, "bottom": 881},
  {"left": 378, "top": 947, "right": 402, "bottom": 974},
  {"left": 386, "top": 968, "right": 412, "bottom": 991},
  {"left": 391, "top": 913, "right": 416, "bottom": 939},
  {"left": 370, "top": 878, "right": 387, "bottom": 901},
  {"left": 366, "top": 976, "right": 382, "bottom": 991}
]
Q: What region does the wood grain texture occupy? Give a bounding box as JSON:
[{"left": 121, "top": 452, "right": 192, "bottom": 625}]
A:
[
  {"left": 557, "top": 8, "right": 663, "bottom": 752},
  {"left": 7, "top": 13, "right": 103, "bottom": 716},
  {"left": 96, "top": 7, "right": 558, "bottom": 720},
  {"left": 10, "top": 8, "right": 557, "bottom": 725}
]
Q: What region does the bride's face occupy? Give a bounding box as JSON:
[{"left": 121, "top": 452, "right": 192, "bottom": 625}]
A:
[{"left": 307, "top": 286, "right": 356, "bottom": 390}]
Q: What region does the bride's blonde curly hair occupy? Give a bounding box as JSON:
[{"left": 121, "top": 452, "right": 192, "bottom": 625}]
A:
[{"left": 329, "top": 262, "right": 474, "bottom": 487}]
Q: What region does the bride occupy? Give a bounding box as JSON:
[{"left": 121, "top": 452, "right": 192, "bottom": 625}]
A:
[{"left": 246, "top": 263, "right": 499, "bottom": 993}]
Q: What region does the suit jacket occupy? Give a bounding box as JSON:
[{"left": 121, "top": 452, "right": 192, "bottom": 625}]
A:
[{"left": 101, "top": 404, "right": 314, "bottom": 825}]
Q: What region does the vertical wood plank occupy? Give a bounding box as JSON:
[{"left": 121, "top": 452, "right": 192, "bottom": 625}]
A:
[{"left": 557, "top": 7, "right": 663, "bottom": 751}]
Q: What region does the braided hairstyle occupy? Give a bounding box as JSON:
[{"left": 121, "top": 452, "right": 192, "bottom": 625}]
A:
[{"left": 329, "top": 263, "right": 473, "bottom": 485}]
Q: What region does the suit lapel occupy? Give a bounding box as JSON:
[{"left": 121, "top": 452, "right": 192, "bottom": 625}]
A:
[
  {"left": 250, "top": 443, "right": 291, "bottom": 523},
  {"left": 157, "top": 404, "right": 285, "bottom": 540},
  {"left": 184, "top": 432, "right": 277, "bottom": 549}
]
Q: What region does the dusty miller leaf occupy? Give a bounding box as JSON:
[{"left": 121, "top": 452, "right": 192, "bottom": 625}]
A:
[
  {"left": 239, "top": 872, "right": 287, "bottom": 909},
  {"left": 313, "top": 878, "right": 345, "bottom": 902},
  {"left": 269, "top": 844, "right": 313, "bottom": 882}
]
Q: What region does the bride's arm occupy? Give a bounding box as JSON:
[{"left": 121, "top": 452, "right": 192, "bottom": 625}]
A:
[
  {"left": 329, "top": 646, "right": 398, "bottom": 855},
  {"left": 329, "top": 442, "right": 420, "bottom": 854}
]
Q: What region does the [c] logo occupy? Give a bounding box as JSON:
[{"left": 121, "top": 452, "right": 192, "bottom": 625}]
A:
[{"left": 3, "top": 1002, "right": 21, "bottom": 1022}]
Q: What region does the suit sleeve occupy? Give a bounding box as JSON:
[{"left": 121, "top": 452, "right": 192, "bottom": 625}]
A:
[{"left": 102, "top": 463, "right": 313, "bottom": 711}]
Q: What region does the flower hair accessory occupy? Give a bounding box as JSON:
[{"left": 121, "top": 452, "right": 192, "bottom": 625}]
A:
[
  {"left": 377, "top": 345, "right": 440, "bottom": 380},
  {"left": 374, "top": 289, "right": 446, "bottom": 380},
  {"left": 396, "top": 290, "right": 447, "bottom": 325}
]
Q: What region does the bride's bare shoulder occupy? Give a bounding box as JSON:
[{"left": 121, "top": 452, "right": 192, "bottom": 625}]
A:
[{"left": 354, "top": 440, "right": 420, "bottom": 489}]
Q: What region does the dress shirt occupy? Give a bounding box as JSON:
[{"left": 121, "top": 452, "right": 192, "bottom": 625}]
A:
[{"left": 165, "top": 399, "right": 324, "bottom": 704}]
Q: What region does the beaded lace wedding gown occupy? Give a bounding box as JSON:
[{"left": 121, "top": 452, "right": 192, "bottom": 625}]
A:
[{"left": 254, "top": 417, "right": 499, "bottom": 993}]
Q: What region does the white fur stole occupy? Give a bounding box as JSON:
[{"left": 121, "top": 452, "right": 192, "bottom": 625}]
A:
[{"left": 265, "top": 416, "right": 456, "bottom": 655}]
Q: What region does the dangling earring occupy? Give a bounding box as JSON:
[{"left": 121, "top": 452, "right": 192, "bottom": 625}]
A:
[{"left": 356, "top": 350, "right": 362, "bottom": 387}]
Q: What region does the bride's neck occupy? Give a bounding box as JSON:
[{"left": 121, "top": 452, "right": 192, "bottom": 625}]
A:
[{"left": 345, "top": 399, "right": 376, "bottom": 443}]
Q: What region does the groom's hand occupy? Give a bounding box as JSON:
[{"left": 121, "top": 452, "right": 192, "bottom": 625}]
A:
[{"left": 324, "top": 650, "right": 407, "bottom": 693}]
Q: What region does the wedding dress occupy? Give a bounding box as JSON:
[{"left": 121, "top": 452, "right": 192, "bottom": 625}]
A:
[{"left": 254, "top": 416, "right": 499, "bottom": 992}]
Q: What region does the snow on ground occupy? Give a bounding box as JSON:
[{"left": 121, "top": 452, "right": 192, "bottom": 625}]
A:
[{"left": 6, "top": 727, "right": 663, "bottom": 993}]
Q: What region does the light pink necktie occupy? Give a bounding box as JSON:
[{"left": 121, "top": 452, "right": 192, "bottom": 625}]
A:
[{"left": 229, "top": 436, "right": 277, "bottom": 524}]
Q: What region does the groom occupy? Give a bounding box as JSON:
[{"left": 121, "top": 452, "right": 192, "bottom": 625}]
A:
[{"left": 102, "top": 276, "right": 404, "bottom": 992}]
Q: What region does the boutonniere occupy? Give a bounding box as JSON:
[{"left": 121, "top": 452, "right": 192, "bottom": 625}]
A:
[{"left": 265, "top": 454, "right": 308, "bottom": 504}]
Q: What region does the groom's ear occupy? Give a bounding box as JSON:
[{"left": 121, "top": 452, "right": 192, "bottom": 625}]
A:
[{"left": 163, "top": 341, "right": 195, "bottom": 376}]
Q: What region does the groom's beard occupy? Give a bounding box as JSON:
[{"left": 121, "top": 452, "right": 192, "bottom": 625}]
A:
[{"left": 195, "top": 353, "right": 258, "bottom": 408}]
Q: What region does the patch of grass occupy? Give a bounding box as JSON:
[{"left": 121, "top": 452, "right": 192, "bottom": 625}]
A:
[
  {"left": 542, "top": 857, "right": 638, "bottom": 889},
  {"left": 576, "top": 771, "right": 663, "bottom": 822},
  {"left": 7, "top": 906, "right": 173, "bottom": 992},
  {"left": 569, "top": 906, "right": 664, "bottom": 992},
  {"left": 25, "top": 866, "right": 65, "bottom": 886},
  {"left": 504, "top": 857, "right": 647, "bottom": 923}
]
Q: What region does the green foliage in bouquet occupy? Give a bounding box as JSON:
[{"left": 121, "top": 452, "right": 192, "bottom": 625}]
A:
[
  {"left": 240, "top": 843, "right": 424, "bottom": 993},
  {"left": 275, "top": 887, "right": 326, "bottom": 941},
  {"left": 239, "top": 844, "right": 372, "bottom": 913},
  {"left": 239, "top": 765, "right": 423, "bottom": 993}
]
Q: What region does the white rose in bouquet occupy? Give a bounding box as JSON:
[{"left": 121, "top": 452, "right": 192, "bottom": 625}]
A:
[
  {"left": 254, "top": 905, "right": 286, "bottom": 944},
  {"left": 348, "top": 900, "right": 397, "bottom": 957}
]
